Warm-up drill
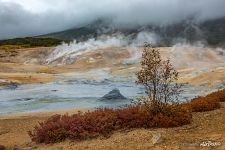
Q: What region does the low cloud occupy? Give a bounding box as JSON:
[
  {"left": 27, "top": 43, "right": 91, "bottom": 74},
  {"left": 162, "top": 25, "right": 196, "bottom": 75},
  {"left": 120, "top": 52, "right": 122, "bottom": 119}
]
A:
[{"left": 1, "top": 0, "right": 225, "bottom": 39}]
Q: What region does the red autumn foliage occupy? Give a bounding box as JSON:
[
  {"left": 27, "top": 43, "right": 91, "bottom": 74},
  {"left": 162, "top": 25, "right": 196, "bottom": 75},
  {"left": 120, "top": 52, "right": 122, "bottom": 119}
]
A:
[
  {"left": 207, "top": 89, "right": 225, "bottom": 102},
  {"left": 189, "top": 88, "right": 225, "bottom": 112},
  {"left": 28, "top": 105, "right": 191, "bottom": 144},
  {"left": 190, "top": 96, "right": 220, "bottom": 112}
]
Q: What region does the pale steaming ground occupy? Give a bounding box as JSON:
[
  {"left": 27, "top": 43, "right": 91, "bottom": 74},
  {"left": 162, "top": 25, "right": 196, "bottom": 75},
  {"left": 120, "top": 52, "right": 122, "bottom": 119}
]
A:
[
  {"left": 46, "top": 32, "right": 158, "bottom": 64},
  {"left": 0, "top": 35, "right": 224, "bottom": 87},
  {"left": 46, "top": 35, "right": 129, "bottom": 64},
  {"left": 171, "top": 43, "right": 225, "bottom": 70},
  {"left": 46, "top": 38, "right": 225, "bottom": 87},
  {"left": 46, "top": 34, "right": 225, "bottom": 73}
]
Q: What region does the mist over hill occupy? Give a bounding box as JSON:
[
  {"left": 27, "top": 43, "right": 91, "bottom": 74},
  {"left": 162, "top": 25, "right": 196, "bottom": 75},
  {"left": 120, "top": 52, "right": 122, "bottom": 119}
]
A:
[
  {"left": 1, "top": 0, "right": 225, "bottom": 47},
  {"left": 38, "top": 17, "right": 225, "bottom": 47},
  {"left": 1, "top": 0, "right": 225, "bottom": 40},
  {"left": 1, "top": 17, "right": 225, "bottom": 49}
]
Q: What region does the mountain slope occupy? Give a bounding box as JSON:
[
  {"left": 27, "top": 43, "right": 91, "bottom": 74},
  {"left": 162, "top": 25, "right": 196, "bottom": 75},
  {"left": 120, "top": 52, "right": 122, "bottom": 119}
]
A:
[
  {"left": 39, "top": 17, "right": 225, "bottom": 47},
  {"left": 39, "top": 27, "right": 98, "bottom": 41}
]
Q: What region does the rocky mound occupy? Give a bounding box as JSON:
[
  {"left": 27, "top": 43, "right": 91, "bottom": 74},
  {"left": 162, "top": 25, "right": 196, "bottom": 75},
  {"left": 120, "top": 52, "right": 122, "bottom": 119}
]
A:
[{"left": 99, "top": 88, "right": 127, "bottom": 101}]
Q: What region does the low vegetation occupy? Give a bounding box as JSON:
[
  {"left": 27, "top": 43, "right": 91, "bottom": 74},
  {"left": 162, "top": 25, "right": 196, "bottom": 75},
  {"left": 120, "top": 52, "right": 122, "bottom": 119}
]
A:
[
  {"left": 189, "top": 88, "right": 225, "bottom": 112},
  {"left": 0, "top": 37, "right": 63, "bottom": 49},
  {"left": 190, "top": 96, "right": 220, "bottom": 112},
  {"left": 207, "top": 88, "right": 225, "bottom": 102},
  {"left": 28, "top": 105, "right": 191, "bottom": 144}
]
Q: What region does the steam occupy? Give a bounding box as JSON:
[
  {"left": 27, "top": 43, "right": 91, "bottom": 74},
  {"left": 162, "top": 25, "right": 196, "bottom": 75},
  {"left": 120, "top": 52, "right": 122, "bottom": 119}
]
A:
[
  {"left": 46, "top": 32, "right": 158, "bottom": 64},
  {"left": 46, "top": 29, "right": 225, "bottom": 76},
  {"left": 170, "top": 41, "right": 225, "bottom": 70}
]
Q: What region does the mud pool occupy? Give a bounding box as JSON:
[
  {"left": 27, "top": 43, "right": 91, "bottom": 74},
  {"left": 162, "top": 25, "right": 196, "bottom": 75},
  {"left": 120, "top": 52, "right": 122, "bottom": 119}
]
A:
[{"left": 0, "top": 80, "right": 219, "bottom": 115}]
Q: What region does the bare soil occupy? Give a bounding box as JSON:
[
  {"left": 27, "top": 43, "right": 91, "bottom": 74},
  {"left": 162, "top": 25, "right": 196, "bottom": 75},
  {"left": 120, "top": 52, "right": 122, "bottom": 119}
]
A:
[{"left": 0, "top": 103, "right": 224, "bottom": 150}]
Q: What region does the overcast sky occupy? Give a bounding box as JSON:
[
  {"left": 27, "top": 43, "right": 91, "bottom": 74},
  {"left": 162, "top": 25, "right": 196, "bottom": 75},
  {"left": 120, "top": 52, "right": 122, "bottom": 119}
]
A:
[{"left": 1, "top": 0, "right": 225, "bottom": 39}]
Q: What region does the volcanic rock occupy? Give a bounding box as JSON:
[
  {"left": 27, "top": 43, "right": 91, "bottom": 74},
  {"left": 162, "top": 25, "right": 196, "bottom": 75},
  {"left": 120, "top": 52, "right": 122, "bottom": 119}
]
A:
[{"left": 99, "top": 88, "right": 127, "bottom": 101}]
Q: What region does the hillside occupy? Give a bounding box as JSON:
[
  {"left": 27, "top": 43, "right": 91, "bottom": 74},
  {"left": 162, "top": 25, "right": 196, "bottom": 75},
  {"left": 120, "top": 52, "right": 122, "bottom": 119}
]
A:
[
  {"left": 0, "top": 37, "right": 63, "bottom": 48},
  {"left": 1, "top": 17, "right": 225, "bottom": 48},
  {"left": 38, "top": 17, "right": 225, "bottom": 47}
]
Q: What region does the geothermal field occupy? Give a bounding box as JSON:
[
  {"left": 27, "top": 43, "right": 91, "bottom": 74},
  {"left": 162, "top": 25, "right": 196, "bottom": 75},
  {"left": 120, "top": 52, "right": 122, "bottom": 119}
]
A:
[
  {"left": 0, "top": 37, "right": 225, "bottom": 115},
  {"left": 1, "top": 0, "right": 225, "bottom": 149}
]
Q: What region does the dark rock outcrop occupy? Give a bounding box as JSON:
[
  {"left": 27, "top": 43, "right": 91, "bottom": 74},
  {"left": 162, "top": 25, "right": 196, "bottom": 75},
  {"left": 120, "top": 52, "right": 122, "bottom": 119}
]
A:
[
  {"left": 4, "top": 82, "right": 18, "bottom": 90},
  {"left": 99, "top": 88, "right": 127, "bottom": 101}
]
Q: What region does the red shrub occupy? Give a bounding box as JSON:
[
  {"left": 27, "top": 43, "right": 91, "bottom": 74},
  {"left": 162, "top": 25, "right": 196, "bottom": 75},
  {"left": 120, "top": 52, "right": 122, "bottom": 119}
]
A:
[
  {"left": 28, "top": 114, "right": 68, "bottom": 143},
  {"left": 207, "top": 89, "right": 225, "bottom": 102},
  {"left": 187, "top": 88, "right": 225, "bottom": 112},
  {"left": 29, "top": 105, "right": 191, "bottom": 144},
  {"left": 67, "top": 108, "right": 117, "bottom": 140},
  {"left": 114, "top": 106, "right": 149, "bottom": 128},
  {"left": 182, "top": 88, "right": 225, "bottom": 112},
  {"left": 149, "top": 104, "right": 192, "bottom": 128},
  {"left": 190, "top": 95, "right": 220, "bottom": 112},
  {"left": 29, "top": 108, "right": 118, "bottom": 143}
]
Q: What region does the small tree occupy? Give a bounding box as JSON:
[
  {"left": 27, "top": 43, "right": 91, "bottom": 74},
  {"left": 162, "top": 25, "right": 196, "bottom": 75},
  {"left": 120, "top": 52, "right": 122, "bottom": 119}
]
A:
[{"left": 136, "top": 43, "right": 181, "bottom": 114}]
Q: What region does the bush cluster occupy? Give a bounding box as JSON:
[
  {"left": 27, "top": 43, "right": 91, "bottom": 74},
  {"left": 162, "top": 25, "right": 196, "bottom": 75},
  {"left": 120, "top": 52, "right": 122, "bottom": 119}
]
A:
[
  {"left": 0, "top": 37, "right": 63, "bottom": 48},
  {"left": 28, "top": 105, "right": 191, "bottom": 144},
  {"left": 190, "top": 96, "right": 220, "bottom": 112},
  {"left": 189, "top": 89, "right": 225, "bottom": 112},
  {"left": 207, "top": 89, "right": 225, "bottom": 102}
]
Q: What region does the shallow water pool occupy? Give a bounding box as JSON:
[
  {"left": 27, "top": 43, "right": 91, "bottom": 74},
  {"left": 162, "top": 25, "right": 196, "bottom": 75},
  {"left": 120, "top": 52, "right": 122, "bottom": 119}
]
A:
[{"left": 0, "top": 80, "right": 215, "bottom": 115}]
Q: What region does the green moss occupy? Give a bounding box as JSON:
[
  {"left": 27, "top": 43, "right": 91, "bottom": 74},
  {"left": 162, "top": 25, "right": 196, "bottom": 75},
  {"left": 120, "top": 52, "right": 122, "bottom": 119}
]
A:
[{"left": 0, "top": 37, "right": 63, "bottom": 48}]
